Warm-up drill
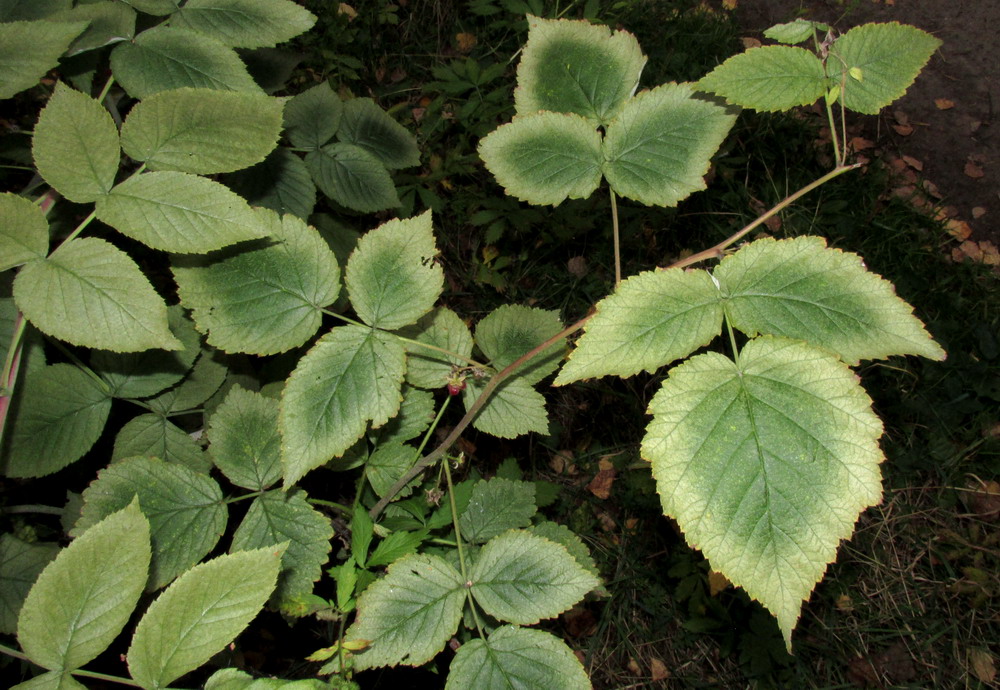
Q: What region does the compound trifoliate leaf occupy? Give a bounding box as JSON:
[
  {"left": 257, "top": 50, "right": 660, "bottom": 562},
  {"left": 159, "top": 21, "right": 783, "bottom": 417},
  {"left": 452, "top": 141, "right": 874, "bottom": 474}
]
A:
[
  {"left": 127, "top": 546, "right": 283, "bottom": 689},
  {"left": 475, "top": 304, "right": 566, "bottom": 384},
  {"left": 208, "top": 386, "right": 282, "bottom": 491},
  {"left": 602, "top": 82, "right": 737, "bottom": 207},
  {"left": 555, "top": 268, "right": 723, "bottom": 384},
  {"left": 642, "top": 336, "right": 885, "bottom": 649},
  {"left": 281, "top": 325, "right": 405, "bottom": 486},
  {"left": 170, "top": 0, "right": 316, "bottom": 49},
  {"left": 832, "top": 22, "right": 941, "bottom": 115},
  {"left": 715, "top": 236, "right": 946, "bottom": 364},
  {"left": 338, "top": 97, "right": 420, "bottom": 169},
  {"left": 345, "top": 554, "right": 465, "bottom": 670},
  {"left": 345, "top": 210, "right": 443, "bottom": 330},
  {"left": 445, "top": 625, "right": 591, "bottom": 690},
  {"left": 224, "top": 148, "right": 317, "bottom": 220},
  {"left": 0, "top": 20, "right": 86, "bottom": 100},
  {"left": 697, "top": 45, "right": 826, "bottom": 112},
  {"left": 111, "top": 413, "right": 210, "bottom": 474},
  {"left": 305, "top": 142, "right": 399, "bottom": 213},
  {"left": 515, "top": 15, "right": 645, "bottom": 125},
  {"left": 121, "top": 87, "right": 284, "bottom": 174},
  {"left": 459, "top": 478, "right": 536, "bottom": 544},
  {"left": 470, "top": 530, "right": 598, "bottom": 625},
  {"left": 97, "top": 170, "right": 268, "bottom": 253},
  {"left": 398, "top": 307, "right": 475, "bottom": 390},
  {"left": 0, "top": 192, "right": 49, "bottom": 271},
  {"left": 32, "top": 82, "right": 120, "bottom": 203},
  {"left": 478, "top": 112, "right": 603, "bottom": 207},
  {"left": 283, "top": 81, "right": 342, "bottom": 150},
  {"left": 464, "top": 377, "right": 549, "bottom": 439},
  {"left": 0, "top": 535, "right": 59, "bottom": 635},
  {"left": 173, "top": 209, "right": 340, "bottom": 354},
  {"left": 18, "top": 501, "right": 149, "bottom": 672}
]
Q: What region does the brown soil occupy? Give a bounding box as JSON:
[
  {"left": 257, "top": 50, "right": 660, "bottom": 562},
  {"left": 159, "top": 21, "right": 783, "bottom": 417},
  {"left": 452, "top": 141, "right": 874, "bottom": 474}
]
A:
[{"left": 735, "top": 0, "right": 999, "bottom": 247}]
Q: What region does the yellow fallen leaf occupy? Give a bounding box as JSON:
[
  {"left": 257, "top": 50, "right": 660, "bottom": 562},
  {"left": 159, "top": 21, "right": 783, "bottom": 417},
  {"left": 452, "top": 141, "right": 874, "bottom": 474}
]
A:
[
  {"left": 455, "top": 32, "right": 477, "bottom": 53},
  {"left": 964, "top": 161, "right": 985, "bottom": 179},
  {"left": 722, "top": 0, "right": 737, "bottom": 9},
  {"left": 650, "top": 657, "right": 670, "bottom": 681},
  {"left": 972, "top": 206, "right": 986, "bottom": 219},
  {"left": 970, "top": 647, "right": 997, "bottom": 684},
  {"left": 338, "top": 3, "right": 357, "bottom": 20},
  {"left": 935, "top": 98, "right": 955, "bottom": 110}
]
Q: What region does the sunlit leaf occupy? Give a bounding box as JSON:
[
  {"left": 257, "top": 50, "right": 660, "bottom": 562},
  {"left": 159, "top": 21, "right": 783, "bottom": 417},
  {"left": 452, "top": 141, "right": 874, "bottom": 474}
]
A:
[
  {"left": 170, "top": 0, "right": 316, "bottom": 49},
  {"left": 696, "top": 45, "right": 826, "bottom": 112},
  {"left": 0, "top": 192, "right": 49, "bottom": 271}
]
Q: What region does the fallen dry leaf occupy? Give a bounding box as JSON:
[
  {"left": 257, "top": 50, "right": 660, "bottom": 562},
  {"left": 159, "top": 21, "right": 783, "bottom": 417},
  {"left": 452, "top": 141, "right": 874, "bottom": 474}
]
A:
[
  {"left": 964, "top": 161, "right": 985, "bottom": 179},
  {"left": 587, "top": 458, "right": 616, "bottom": 499},
  {"left": 892, "top": 123, "right": 914, "bottom": 136},
  {"left": 893, "top": 109, "right": 910, "bottom": 126},
  {"left": 935, "top": 98, "right": 955, "bottom": 110},
  {"left": 338, "top": 3, "right": 357, "bottom": 20},
  {"left": 972, "top": 206, "right": 987, "bottom": 219},
  {"left": 835, "top": 593, "right": 855, "bottom": 612},
  {"left": 455, "top": 32, "right": 477, "bottom": 53},
  {"left": 550, "top": 449, "right": 577, "bottom": 475},
  {"left": 849, "top": 136, "right": 875, "bottom": 152},
  {"left": 901, "top": 155, "right": 924, "bottom": 171},
  {"left": 946, "top": 219, "right": 972, "bottom": 240},
  {"left": 563, "top": 606, "right": 597, "bottom": 638},
  {"left": 627, "top": 658, "right": 642, "bottom": 675},
  {"left": 740, "top": 36, "right": 762, "bottom": 49},
  {"left": 970, "top": 647, "right": 997, "bottom": 684},
  {"left": 953, "top": 240, "right": 984, "bottom": 262},
  {"left": 967, "top": 479, "right": 1000, "bottom": 520},
  {"left": 650, "top": 657, "right": 670, "bottom": 681},
  {"left": 594, "top": 508, "right": 617, "bottom": 533},
  {"left": 567, "top": 256, "right": 588, "bottom": 278}
]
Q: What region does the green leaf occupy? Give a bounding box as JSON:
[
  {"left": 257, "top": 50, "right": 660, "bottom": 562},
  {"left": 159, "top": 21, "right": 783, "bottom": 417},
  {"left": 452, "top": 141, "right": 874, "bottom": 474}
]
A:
[
  {"left": 0, "top": 21, "right": 87, "bottom": 100},
  {"left": 96, "top": 170, "right": 268, "bottom": 253},
  {"left": 715, "top": 236, "right": 946, "bottom": 364},
  {"left": 110, "top": 25, "right": 263, "bottom": 99},
  {"left": 49, "top": 2, "right": 136, "bottom": 56},
  {"left": 1, "top": 364, "right": 111, "bottom": 478},
  {"left": 112, "top": 413, "right": 210, "bottom": 474},
  {"left": 231, "top": 490, "right": 333, "bottom": 609},
  {"left": 127, "top": 546, "right": 283, "bottom": 689},
  {"left": 763, "top": 19, "right": 829, "bottom": 45},
  {"left": 555, "top": 268, "right": 723, "bottom": 384},
  {"left": 32, "top": 82, "right": 120, "bottom": 203},
  {"left": 74, "top": 456, "right": 227, "bottom": 590},
  {"left": 13, "top": 237, "right": 182, "bottom": 352},
  {"left": 18, "top": 501, "right": 150, "bottom": 672},
  {"left": 0, "top": 535, "right": 59, "bottom": 635},
  {"left": 345, "top": 554, "right": 465, "bottom": 670},
  {"left": 465, "top": 377, "right": 549, "bottom": 439},
  {"left": 514, "top": 15, "right": 645, "bottom": 124},
  {"left": 12, "top": 670, "right": 86, "bottom": 690},
  {"left": 345, "top": 210, "right": 443, "bottom": 330},
  {"left": 375, "top": 385, "right": 434, "bottom": 445},
  {"left": 398, "top": 307, "right": 475, "bottom": 390},
  {"left": 366, "top": 529, "right": 428, "bottom": 569},
  {"left": 470, "top": 530, "right": 598, "bottom": 625},
  {"left": 350, "top": 506, "right": 374, "bottom": 568},
  {"left": 475, "top": 304, "right": 566, "bottom": 384},
  {"left": 602, "top": 83, "right": 737, "bottom": 207},
  {"left": 338, "top": 97, "right": 420, "bottom": 169},
  {"left": 91, "top": 305, "right": 202, "bottom": 399},
  {"left": 459, "top": 478, "right": 536, "bottom": 544},
  {"left": 832, "top": 22, "right": 941, "bottom": 115},
  {"left": 170, "top": 0, "right": 316, "bottom": 49},
  {"left": 223, "top": 148, "right": 316, "bottom": 220},
  {"left": 697, "top": 45, "right": 827, "bottom": 112},
  {"left": 0, "top": 192, "right": 48, "bottom": 271},
  {"left": 642, "top": 336, "right": 885, "bottom": 648},
  {"left": 365, "top": 442, "right": 420, "bottom": 499},
  {"left": 305, "top": 142, "right": 400, "bottom": 213},
  {"left": 122, "top": 0, "right": 179, "bottom": 16},
  {"left": 478, "top": 112, "right": 603, "bottom": 206},
  {"left": 121, "top": 87, "right": 284, "bottom": 174},
  {"left": 445, "top": 625, "right": 591, "bottom": 690},
  {"left": 173, "top": 209, "right": 339, "bottom": 354},
  {"left": 283, "top": 81, "right": 342, "bottom": 149},
  {"left": 145, "top": 346, "right": 228, "bottom": 414},
  {"left": 0, "top": 1, "right": 71, "bottom": 21},
  {"left": 208, "top": 386, "right": 281, "bottom": 491},
  {"left": 280, "top": 325, "right": 406, "bottom": 486},
  {"left": 528, "top": 522, "right": 600, "bottom": 580},
  {"left": 204, "top": 668, "right": 329, "bottom": 689}
]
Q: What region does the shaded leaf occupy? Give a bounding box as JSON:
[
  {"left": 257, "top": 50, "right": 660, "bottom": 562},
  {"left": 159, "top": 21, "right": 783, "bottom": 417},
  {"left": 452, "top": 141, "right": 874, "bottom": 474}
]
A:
[
  {"left": 305, "top": 142, "right": 399, "bottom": 213},
  {"left": 208, "top": 386, "right": 282, "bottom": 491},
  {"left": 0, "top": 1, "right": 72, "bottom": 21},
  {"left": 170, "top": 0, "right": 316, "bottom": 49},
  {"left": 365, "top": 442, "right": 420, "bottom": 499},
  {"left": 476, "top": 304, "right": 566, "bottom": 384},
  {"left": 338, "top": 97, "right": 420, "bottom": 169},
  {"left": 224, "top": 147, "right": 316, "bottom": 220},
  {"left": 0, "top": 20, "right": 86, "bottom": 100},
  {"left": 465, "top": 377, "right": 549, "bottom": 439},
  {"left": 763, "top": 19, "right": 829, "bottom": 45},
  {"left": 283, "top": 81, "right": 342, "bottom": 149},
  {"left": 0, "top": 535, "right": 59, "bottom": 635},
  {"left": 528, "top": 521, "right": 600, "bottom": 579},
  {"left": 49, "top": 2, "right": 135, "bottom": 56},
  {"left": 375, "top": 385, "right": 434, "bottom": 445},
  {"left": 145, "top": 346, "right": 228, "bottom": 415}
]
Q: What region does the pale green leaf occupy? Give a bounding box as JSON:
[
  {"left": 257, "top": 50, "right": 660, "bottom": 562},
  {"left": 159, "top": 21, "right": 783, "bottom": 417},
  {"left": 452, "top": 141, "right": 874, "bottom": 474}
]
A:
[
  {"left": 204, "top": 668, "right": 329, "bottom": 689},
  {"left": 305, "top": 142, "right": 400, "bottom": 213},
  {"left": 18, "top": 501, "right": 150, "bottom": 672},
  {"left": 697, "top": 45, "right": 826, "bottom": 112},
  {"left": 555, "top": 268, "right": 723, "bottom": 384},
  {"left": 49, "top": 2, "right": 135, "bottom": 55},
  {"left": 127, "top": 546, "right": 283, "bottom": 689},
  {"left": 465, "top": 377, "right": 549, "bottom": 439},
  {"left": 231, "top": 490, "right": 333, "bottom": 608},
  {"left": 365, "top": 441, "right": 422, "bottom": 498},
  {"left": 223, "top": 148, "right": 316, "bottom": 219},
  {"left": 338, "top": 97, "right": 420, "bottom": 169},
  {"left": 0, "top": 192, "right": 48, "bottom": 271},
  {"left": 0, "top": 1, "right": 71, "bottom": 21},
  {"left": 173, "top": 209, "right": 340, "bottom": 354},
  {"left": 763, "top": 19, "right": 829, "bottom": 45},
  {"left": 91, "top": 305, "right": 202, "bottom": 399},
  {"left": 170, "top": 0, "right": 316, "bottom": 49},
  {"left": 110, "top": 25, "right": 263, "bottom": 99},
  {"left": 32, "top": 82, "right": 120, "bottom": 203},
  {"left": 833, "top": 22, "right": 941, "bottom": 115},
  {"left": 715, "top": 236, "right": 946, "bottom": 364},
  {"left": 74, "top": 456, "right": 227, "bottom": 590},
  {"left": 0, "top": 21, "right": 86, "bottom": 100},
  {"left": 478, "top": 112, "right": 603, "bottom": 206},
  {"left": 12, "top": 671, "right": 86, "bottom": 690},
  {"left": 345, "top": 210, "right": 443, "bottom": 330},
  {"left": 283, "top": 81, "right": 342, "bottom": 149},
  {"left": 96, "top": 170, "right": 267, "bottom": 253},
  {"left": 121, "top": 87, "right": 283, "bottom": 174},
  {"left": 398, "top": 307, "right": 475, "bottom": 390},
  {"left": 375, "top": 385, "right": 434, "bottom": 445},
  {"left": 602, "top": 82, "right": 737, "bottom": 207},
  {"left": 345, "top": 554, "right": 465, "bottom": 670},
  {"left": 208, "top": 386, "right": 281, "bottom": 491},
  {"left": 280, "top": 326, "right": 405, "bottom": 486},
  {"left": 0, "top": 535, "right": 59, "bottom": 635},
  {"left": 112, "top": 413, "right": 210, "bottom": 474},
  {"left": 459, "top": 478, "right": 536, "bottom": 544},
  {"left": 528, "top": 522, "right": 600, "bottom": 580},
  {"left": 470, "top": 530, "right": 598, "bottom": 625},
  {"left": 122, "top": 0, "right": 179, "bottom": 16},
  {"left": 515, "top": 15, "right": 645, "bottom": 124},
  {"left": 475, "top": 304, "right": 566, "bottom": 384},
  {"left": 642, "top": 336, "right": 885, "bottom": 648},
  {"left": 145, "top": 346, "right": 228, "bottom": 415},
  {"left": 446, "top": 625, "right": 591, "bottom": 690},
  {"left": 1, "top": 364, "right": 111, "bottom": 478}
]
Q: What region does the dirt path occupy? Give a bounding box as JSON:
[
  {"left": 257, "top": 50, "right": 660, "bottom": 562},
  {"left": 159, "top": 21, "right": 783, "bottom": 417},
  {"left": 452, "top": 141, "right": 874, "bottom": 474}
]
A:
[{"left": 734, "top": 0, "right": 998, "bottom": 248}]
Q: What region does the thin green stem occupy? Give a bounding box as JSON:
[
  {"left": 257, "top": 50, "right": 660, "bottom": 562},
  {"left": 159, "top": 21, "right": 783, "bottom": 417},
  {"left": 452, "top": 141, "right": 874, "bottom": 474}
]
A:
[
  {"left": 308, "top": 497, "right": 353, "bottom": 516},
  {"left": 610, "top": 188, "right": 622, "bottom": 285},
  {"left": 0, "top": 164, "right": 34, "bottom": 171},
  {"left": 724, "top": 315, "right": 741, "bottom": 363},
  {"left": 1, "top": 504, "right": 63, "bottom": 516},
  {"left": 0, "top": 312, "right": 26, "bottom": 447},
  {"left": 412, "top": 393, "right": 451, "bottom": 463},
  {"left": 97, "top": 74, "right": 116, "bottom": 105},
  {"left": 444, "top": 456, "right": 484, "bottom": 638},
  {"left": 0, "top": 643, "right": 145, "bottom": 688},
  {"left": 57, "top": 208, "right": 98, "bottom": 247},
  {"left": 224, "top": 491, "right": 265, "bottom": 505},
  {"left": 823, "top": 96, "right": 842, "bottom": 167}
]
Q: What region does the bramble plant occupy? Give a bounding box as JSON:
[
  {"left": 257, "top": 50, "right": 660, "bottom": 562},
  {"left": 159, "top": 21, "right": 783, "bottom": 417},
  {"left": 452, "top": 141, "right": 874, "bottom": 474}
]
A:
[{"left": 0, "top": 4, "right": 943, "bottom": 690}]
